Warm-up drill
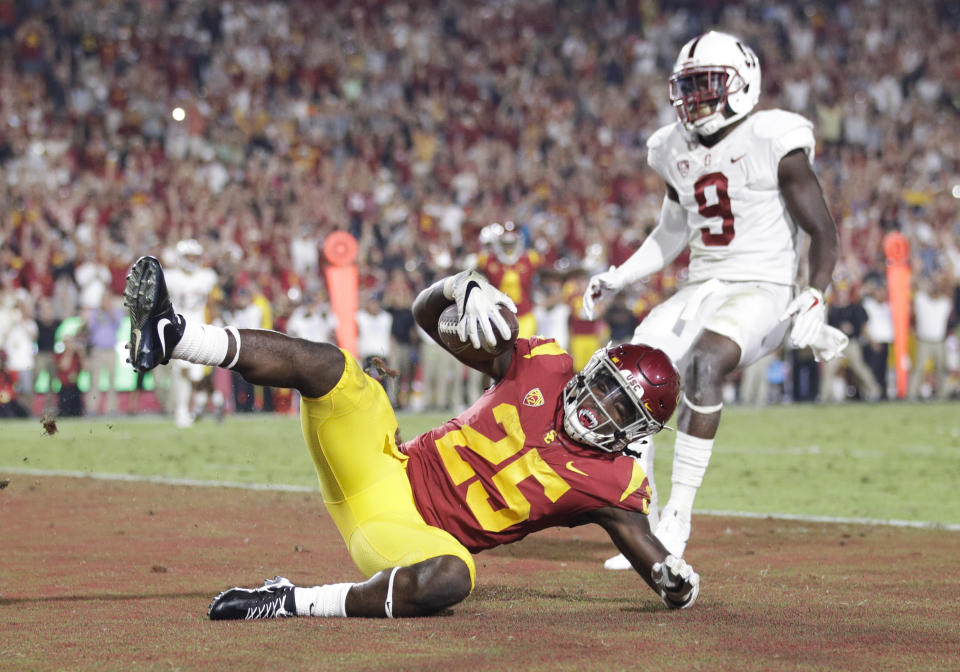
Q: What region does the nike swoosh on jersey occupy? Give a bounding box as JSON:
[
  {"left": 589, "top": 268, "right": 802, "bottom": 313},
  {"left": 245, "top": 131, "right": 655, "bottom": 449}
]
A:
[
  {"left": 565, "top": 461, "right": 588, "bottom": 477},
  {"left": 730, "top": 154, "right": 746, "bottom": 163}
]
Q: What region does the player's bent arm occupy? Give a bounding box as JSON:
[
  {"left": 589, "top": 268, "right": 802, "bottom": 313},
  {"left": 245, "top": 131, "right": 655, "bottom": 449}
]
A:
[
  {"left": 778, "top": 149, "right": 839, "bottom": 293},
  {"left": 412, "top": 276, "right": 514, "bottom": 380},
  {"left": 610, "top": 190, "right": 688, "bottom": 286}
]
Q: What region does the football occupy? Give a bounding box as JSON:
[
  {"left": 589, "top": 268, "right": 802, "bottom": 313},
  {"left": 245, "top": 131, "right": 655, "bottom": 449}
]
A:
[{"left": 437, "top": 303, "right": 519, "bottom": 361}]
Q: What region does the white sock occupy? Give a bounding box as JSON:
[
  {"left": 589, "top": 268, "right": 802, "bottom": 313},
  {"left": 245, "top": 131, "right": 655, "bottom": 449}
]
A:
[
  {"left": 171, "top": 321, "right": 230, "bottom": 367},
  {"left": 192, "top": 390, "right": 209, "bottom": 415},
  {"left": 294, "top": 583, "right": 353, "bottom": 617},
  {"left": 669, "top": 432, "right": 715, "bottom": 516}
]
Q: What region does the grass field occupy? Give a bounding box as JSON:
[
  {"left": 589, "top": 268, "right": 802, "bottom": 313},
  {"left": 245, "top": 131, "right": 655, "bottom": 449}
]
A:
[
  {"left": 2, "top": 401, "right": 960, "bottom": 671},
  {"left": 3, "top": 401, "right": 959, "bottom": 525}
]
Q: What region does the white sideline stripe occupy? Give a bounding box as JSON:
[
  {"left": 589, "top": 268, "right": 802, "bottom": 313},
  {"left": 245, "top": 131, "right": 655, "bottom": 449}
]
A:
[
  {"left": 697, "top": 509, "right": 960, "bottom": 532},
  {"left": 4, "top": 467, "right": 959, "bottom": 532},
  {"left": 0, "top": 467, "right": 317, "bottom": 493}
]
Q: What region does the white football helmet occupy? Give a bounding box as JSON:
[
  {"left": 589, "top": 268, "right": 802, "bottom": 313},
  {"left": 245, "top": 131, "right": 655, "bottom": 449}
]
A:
[
  {"left": 669, "top": 31, "right": 761, "bottom": 137},
  {"left": 176, "top": 238, "right": 204, "bottom": 271},
  {"left": 480, "top": 221, "right": 524, "bottom": 265}
]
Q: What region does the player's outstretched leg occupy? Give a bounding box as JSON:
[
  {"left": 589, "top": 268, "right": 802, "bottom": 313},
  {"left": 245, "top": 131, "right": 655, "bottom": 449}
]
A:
[
  {"left": 124, "top": 256, "right": 184, "bottom": 372},
  {"left": 208, "top": 556, "right": 472, "bottom": 620},
  {"left": 123, "top": 256, "right": 345, "bottom": 398}
]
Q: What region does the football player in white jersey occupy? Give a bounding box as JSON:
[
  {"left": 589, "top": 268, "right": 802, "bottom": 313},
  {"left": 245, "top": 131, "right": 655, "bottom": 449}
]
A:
[
  {"left": 583, "top": 31, "right": 848, "bottom": 565},
  {"left": 164, "top": 239, "right": 221, "bottom": 428}
]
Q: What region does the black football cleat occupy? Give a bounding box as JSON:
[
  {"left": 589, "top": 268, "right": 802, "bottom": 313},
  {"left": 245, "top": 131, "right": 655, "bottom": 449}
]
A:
[
  {"left": 123, "top": 255, "right": 184, "bottom": 372},
  {"left": 208, "top": 576, "right": 297, "bottom": 620}
]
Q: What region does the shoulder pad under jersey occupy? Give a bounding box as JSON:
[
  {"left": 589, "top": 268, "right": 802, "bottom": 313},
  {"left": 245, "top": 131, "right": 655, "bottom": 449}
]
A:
[
  {"left": 750, "top": 109, "right": 814, "bottom": 141},
  {"left": 646, "top": 122, "right": 680, "bottom": 152}
]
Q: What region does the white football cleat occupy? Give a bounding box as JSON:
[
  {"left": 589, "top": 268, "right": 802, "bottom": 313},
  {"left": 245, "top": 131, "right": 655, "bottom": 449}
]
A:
[
  {"left": 603, "top": 553, "right": 633, "bottom": 571},
  {"left": 655, "top": 507, "right": 691, "bottom": 558}
]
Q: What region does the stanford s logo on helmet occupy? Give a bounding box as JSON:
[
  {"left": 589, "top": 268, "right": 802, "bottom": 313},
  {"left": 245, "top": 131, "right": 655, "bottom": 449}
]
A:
[
  {"left": 562, "top": 343, "right": 681, "bottom": 453},
  {"left": 669, "top": 30, "right": 761, "bottom": 136}
]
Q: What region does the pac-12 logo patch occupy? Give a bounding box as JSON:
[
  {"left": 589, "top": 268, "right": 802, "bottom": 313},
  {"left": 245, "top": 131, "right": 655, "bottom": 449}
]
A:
[
  {"left": 523, "top": 388, "right": 545, "bottom": 407},
  {"left": 677, "top": 160, "right": 690, "bottom": 177}
]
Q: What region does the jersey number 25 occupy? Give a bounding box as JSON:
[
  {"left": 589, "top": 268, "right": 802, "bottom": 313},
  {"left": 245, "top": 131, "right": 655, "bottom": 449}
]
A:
[{"left": 435, "top": 403, "right": 571, "bottom": 532}]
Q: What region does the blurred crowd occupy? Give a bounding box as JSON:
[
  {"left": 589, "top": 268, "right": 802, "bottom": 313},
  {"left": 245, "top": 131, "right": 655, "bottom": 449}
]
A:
[{"left": 0, "top": 0, "right": 958, "bottom": 420}]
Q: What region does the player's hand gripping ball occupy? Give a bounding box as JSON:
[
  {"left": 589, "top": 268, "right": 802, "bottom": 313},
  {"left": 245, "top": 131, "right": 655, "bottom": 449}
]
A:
[{"left": 438, "top": 303, "right": 519, "bottom": 362}]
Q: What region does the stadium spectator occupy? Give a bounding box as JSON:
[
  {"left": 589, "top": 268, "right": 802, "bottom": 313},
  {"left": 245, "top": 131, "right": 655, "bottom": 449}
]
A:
[
  {"left": 0, "top": 351, "right": 29, "bottom": 418},
  {"left": 819, "top": 283, "right": 882, "bottom": 403},
  {"left": 355, "top": 292, "right": 394, "bottom": 379},
  {"left": 55, "top": 334, "right": 85, "bottom": 417},
  {"left": 603, "top": 292, "right": 639, "bottom": 346},
  {"left": 908, "top": 273, "right": 955, "bottom": 400},
  {"left": 382, "top": 271, "right": 419, "bottom": 409},
  {"left": 532, "top": 275, "right": 573, "bottom": 350},
  {"left": 163, "top": 239, "right": 220, "bottom": 428},
  {"left": 2, "top": 298, "right": 37, "bottom": 416},
  {"left": 286, "top": 290, "right": 339, "bottom": 345},
  {"left": 476, "top": 221, "right": 543, "bottom": 339},
  {"left": 84, "top": 293, "right": 123, "bottom": 416},
  {"left": 416, "top": 327, "right": 458, "bottom": 412},
  {"left": 862, "top": 280, "right": 895, "bottom": 399},
  {"left": 33, "top": 297, "right": 61, "bottom": 415},
  {"left": 227, "top": 286, "right": 264, "bottom": 413},
  {"left": 74, "top": 244, "right": 112, "bottom": 312},
  {"left": 739, "top": 351, "right": 778, "bottom": 407}
]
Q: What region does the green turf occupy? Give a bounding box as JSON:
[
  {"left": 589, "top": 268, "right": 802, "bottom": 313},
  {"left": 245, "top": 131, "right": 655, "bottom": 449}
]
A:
[{"left": 2, "top": 401, "right": 958, "bottom": 523}]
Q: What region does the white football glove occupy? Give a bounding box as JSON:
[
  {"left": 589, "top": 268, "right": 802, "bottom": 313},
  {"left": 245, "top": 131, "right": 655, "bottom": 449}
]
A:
[
  {"left": 808, "top": 324, "right": 849, "bottom": 362},
  {"left": 582, "top": 266, "right": 624, "bottom": 320},
  {"left": 651, "top": 554, "right": 700, "bottom": 610},
  {"left": 780, "top": 287, "right": 826, "bottom": 349},
  {"left": 446, "top": 271, "right": 518, "bottom": 350}
]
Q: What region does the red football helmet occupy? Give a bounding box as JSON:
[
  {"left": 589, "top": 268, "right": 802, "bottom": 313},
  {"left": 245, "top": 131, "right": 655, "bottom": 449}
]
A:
[{"left": 562, "top": 343, "right": 680, "bottom": 453}]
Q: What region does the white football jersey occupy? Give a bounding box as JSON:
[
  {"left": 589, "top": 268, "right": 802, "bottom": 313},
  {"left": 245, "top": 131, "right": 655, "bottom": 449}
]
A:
[
  {"left": 165, "top": 266, "right": 219, "bottom": 323},
  {"left": 647, "top": 109, "right": 816, "bottom": 285}
]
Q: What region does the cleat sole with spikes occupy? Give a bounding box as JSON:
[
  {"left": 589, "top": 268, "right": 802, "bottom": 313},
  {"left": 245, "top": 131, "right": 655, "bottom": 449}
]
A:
[{"left": 122, "top": 256, "right": 182, "bottom": 372}]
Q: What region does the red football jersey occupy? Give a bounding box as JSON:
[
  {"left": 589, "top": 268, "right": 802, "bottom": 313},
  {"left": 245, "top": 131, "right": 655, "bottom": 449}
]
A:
[
  {"left": 476, "top": 251, "right": 542, "bottom": 317},
  {"left": 400, "top": 337, "right": 651, "bottom": 553}
]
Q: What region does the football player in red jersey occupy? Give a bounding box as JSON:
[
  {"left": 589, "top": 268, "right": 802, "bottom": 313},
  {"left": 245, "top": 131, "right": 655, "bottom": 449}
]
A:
[
  {"left": 123, "top": 255, "right": 699, "bottom": 620},
  {"left": 476, "top": 221, "right": 543, "bottom": 339}
]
